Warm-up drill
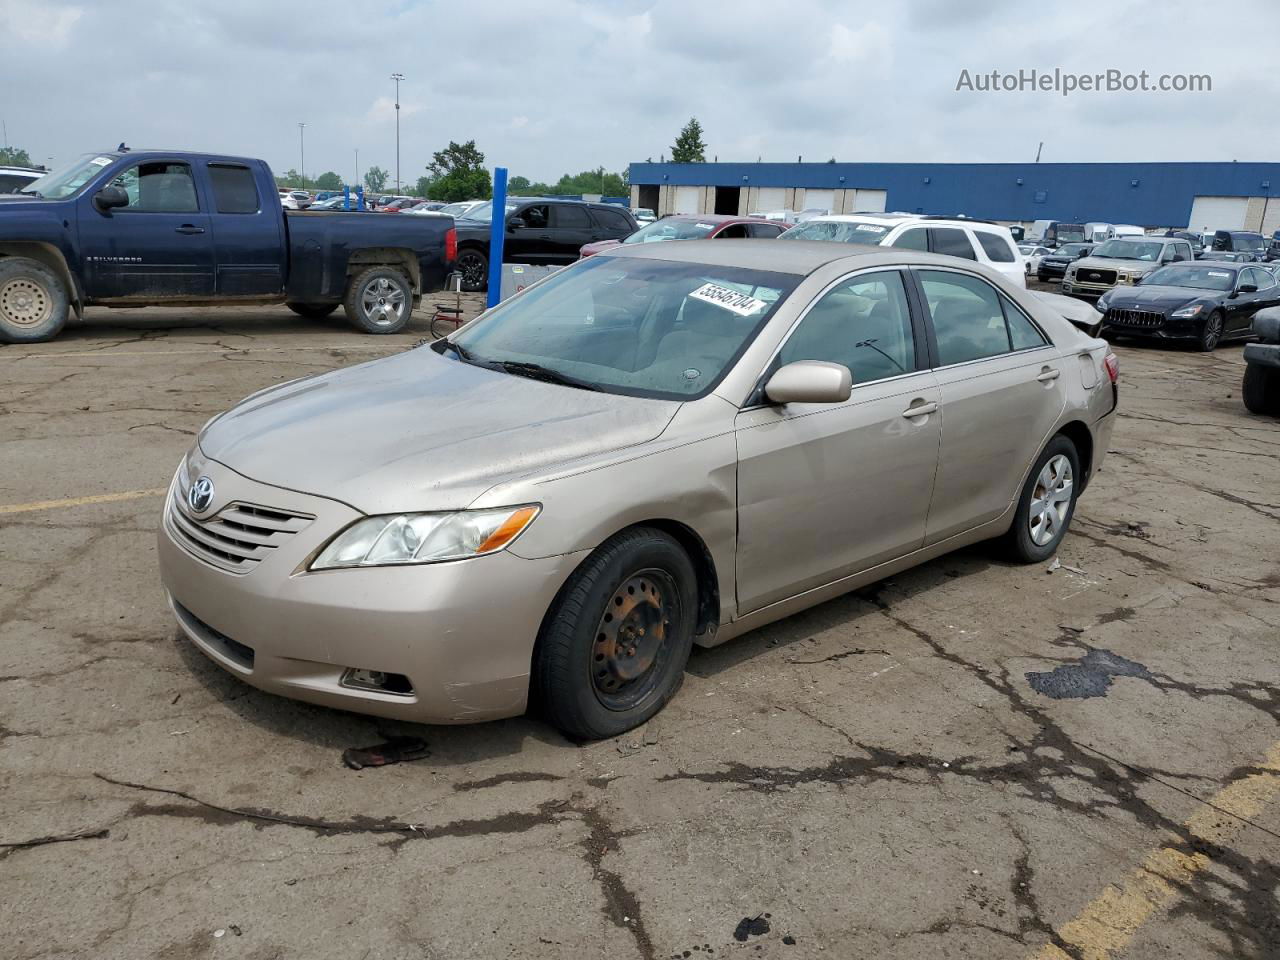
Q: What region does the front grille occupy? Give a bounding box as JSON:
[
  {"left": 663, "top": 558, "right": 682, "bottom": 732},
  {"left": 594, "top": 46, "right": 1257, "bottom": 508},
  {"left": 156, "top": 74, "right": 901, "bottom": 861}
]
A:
[
  {"left": 1106, "top": 308, "right": 1166, "bottom": 329},
  {"left": 167, "top": 490, "right": 313, "bottom": 574},
  {"left": 1076, "top": 268, "right": 1117, "bottom": 285}
]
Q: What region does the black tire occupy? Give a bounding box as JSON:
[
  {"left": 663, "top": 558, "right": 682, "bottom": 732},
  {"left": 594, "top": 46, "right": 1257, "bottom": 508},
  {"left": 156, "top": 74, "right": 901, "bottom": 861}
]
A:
[
  {"left": 1003, "top": 434, "right": 1082, "bottom": 564},
  {"left": 456, "top": 248, "right": 488, "bottom": 292},
  {"left": 286, "top": 302, "right": 340, "bottom": 320},
  {"left": 1242, "top": 365, "right": 1280, "bottom": 416},
  {"left": 342, "top": 266, "right": 413, "bottom": 334},
  {"left": 532, "top": 527, "right": 697, "bottom": 741},
  {"left": 1198, "top": 310, "right": 1224, "bottom": 352},
  {"left": 0, "top": 257, "right": 69, "bottom": 343}
]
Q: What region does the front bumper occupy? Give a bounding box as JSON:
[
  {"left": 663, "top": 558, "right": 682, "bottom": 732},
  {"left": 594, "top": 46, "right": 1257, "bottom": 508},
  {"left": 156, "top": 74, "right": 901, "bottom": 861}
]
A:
[
  {"left": 157, "top": 457, "right": 586, "bottom": 724},
  {"left": 1100, "top": 313, "right": 1203, "bottom": 341}
]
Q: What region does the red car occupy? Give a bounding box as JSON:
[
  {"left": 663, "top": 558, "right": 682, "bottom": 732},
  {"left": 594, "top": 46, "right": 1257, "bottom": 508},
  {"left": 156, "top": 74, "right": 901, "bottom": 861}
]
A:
[{"left": 578, "top": 213, "right": 788, "bottom": 258}]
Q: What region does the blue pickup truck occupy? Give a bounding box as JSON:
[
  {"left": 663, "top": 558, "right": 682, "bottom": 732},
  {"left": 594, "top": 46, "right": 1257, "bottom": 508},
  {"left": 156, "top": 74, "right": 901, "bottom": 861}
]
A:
[{"left": 0, "top": 149, "right": 456, "bottom": 342}]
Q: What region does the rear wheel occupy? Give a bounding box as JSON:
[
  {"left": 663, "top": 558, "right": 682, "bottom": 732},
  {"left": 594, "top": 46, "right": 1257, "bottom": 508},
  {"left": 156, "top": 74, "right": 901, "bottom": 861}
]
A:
[
  {"left": 343, "top": 266, "right": 413, "bottom": 334},
  {"left": 1198, "top": 310, "right": 1224, "bottom": 352},
  {"left": 1242, "top": 364, "right": 1280, "bottom": 416},
  {"left": 1003, "top": 435, "right": 1081, "bottom": 564},
  {"left": 0, "top": 257, "right": 69, "bottom": 343},
  {"left": 286, "top": 302, "right": 339, "bottom": 320},
  {"left": 456, "top": 248, "right": 488, "bottom": 292},
  {"left": 532, "top": 527, "right": 697, "bottom": 740}
]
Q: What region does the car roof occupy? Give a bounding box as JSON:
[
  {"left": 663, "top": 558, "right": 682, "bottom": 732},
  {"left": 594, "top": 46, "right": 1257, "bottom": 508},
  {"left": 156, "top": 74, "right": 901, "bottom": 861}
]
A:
[
  {"left": 802, "top": 212, "right": 1009, "bottom": 232},
  {"left": 596, "top": 237, "right": 1005, "bottom": 276},
  {"left": 659, "top": 213, "right": 778, "bottom": 225}
]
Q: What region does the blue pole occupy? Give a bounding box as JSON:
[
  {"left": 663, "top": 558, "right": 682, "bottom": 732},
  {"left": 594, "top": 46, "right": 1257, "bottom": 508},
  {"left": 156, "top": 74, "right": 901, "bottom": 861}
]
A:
[
  {"left": 486, "top": 166, "right": 508, "bottom": 308},
  {"left": 343, "top": 185, "right": 350, "bottom": 210},
  {"left": 357, "top": 185, "right": 365, "bottom": 211}
]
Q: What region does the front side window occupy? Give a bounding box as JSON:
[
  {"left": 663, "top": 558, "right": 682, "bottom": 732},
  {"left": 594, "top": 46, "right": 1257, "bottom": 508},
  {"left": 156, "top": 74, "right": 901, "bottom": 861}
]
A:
[
  {"left": 714, "top": 224, "right": 749, "bottom": 239},
  {"left": 112, "top": 162, "right": 199, "bottom": 213},
  {"left": 208, "top": 164, "right": 259, "bottom": 214},
  {"left": 975, "top": 231, "right": 1017, "bottom": 263},
  {"left": 777, "top": 271, "right": 916, "bottom": 385},
  {"left": 930, "top": 228, "right": 977, "bottom": 260},
  {"left": 450, "top": 256, "right": 798, "bottom": 400},
  {"left": 519, "top": 204, "right": 550, "bottom": 228},
  {"left": 918, "top": 270, "right": 1013, "bottom": 365}
]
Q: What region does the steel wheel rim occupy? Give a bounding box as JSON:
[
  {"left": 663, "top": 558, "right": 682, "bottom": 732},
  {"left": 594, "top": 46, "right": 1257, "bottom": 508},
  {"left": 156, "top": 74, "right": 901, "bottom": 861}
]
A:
[
  {"left": 458, "top": 253, "right": 485, "bottom": 287},
  {"left": 591, "top": 568, "right": 678, "bottom": 711},
  {"left": 360, "top": 277, "right": 406, "bottom": 327},
  {"left": 1203, "top": 312, "right": 1222, "bottom": 348},
  {"left": 1029, "top": 454, "right": 1073, "bottom": 546},
  {"left": 0, "top": 277, "right": 52, "bottom": 328}
]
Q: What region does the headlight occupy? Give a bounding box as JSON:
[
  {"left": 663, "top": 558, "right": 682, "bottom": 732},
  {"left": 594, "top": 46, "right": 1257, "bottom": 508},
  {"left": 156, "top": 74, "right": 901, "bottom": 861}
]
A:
[
  {"left": 1171, "top": 303, "right": 1204, "bottom": 318},
  {"left": 1097, "top": 293, "right": 1112, "bottom": 311},
  {"left": 310, "top": 505, "right": 540, "bottom": 570}
]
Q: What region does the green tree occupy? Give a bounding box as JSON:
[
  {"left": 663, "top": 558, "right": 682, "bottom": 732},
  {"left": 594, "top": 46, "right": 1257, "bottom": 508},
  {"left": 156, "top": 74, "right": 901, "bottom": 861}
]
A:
[
  {"left": 425, "top": 139, "right": 491, "bottom": 203},
  {"left": 670, "top": 118, "right": 707, "bottom": 163},
  {"left": 509, "top": 169, "right": 628, "bottom": 197},
  {"left": 508, "top": 175, "right": 532, "bottom": 193},
  {"left": 364, "top": 166, "right": 389, "bottom": 193},
  {"left": 0, "top": 146, "right": 32, "bottom": 167},
  {"left": 275, "top": 168, "right": 306, "bottom": 188},
  {"left": 313, "top": 171, "right": 342, "bottom": 191}
]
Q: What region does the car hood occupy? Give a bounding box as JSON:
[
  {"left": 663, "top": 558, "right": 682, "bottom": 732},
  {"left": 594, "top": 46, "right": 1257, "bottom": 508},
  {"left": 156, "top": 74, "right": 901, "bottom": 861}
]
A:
[
  {"left": 1070, "top": 255, "right": 1155, "bottom": 273},
  {"left": 1103, "top": 284, "right": 1211, "bottom": 309},
  {"left": 0, "top": 196, "right": 54, "bottom": 210},
  {"left": 198, "top": 347, "right": 680, "bottom": 516}
]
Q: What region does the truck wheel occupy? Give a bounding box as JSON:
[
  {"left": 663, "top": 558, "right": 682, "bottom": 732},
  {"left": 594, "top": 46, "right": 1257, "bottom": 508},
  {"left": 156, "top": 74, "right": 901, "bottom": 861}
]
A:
[
  {"left": 0, "top": 257, "right": 69, "bottom": 344},
  {"left": 343, "top": 266, "right": 413, "bottom": 334},
  {"left": 286, "top": 302, "right": 339, "bottom": 320},
  {"left": 456, "top": 249, "right": 488, "bottom": 292},
  {"left": 1242, "top": 365, "right": 1280, "bottom": 416}
]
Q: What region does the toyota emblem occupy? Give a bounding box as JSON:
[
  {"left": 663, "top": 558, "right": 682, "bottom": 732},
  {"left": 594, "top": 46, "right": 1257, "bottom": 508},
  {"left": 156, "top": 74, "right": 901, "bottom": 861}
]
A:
[{"left": 187, "top": 476, "right": 215, "bottom": 514}]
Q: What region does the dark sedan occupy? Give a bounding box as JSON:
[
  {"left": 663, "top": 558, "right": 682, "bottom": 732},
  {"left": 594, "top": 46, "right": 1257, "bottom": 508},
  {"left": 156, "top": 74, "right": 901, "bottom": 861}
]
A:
[
  {"left": 579, "top": 213, "right": 787, "bottom": 258},
  {"left": 1037, "top": 242, "right": 1095, "bottom": 282},
  {"left": 1096, "top": 262, "right": 1280, "bottom": 351}
]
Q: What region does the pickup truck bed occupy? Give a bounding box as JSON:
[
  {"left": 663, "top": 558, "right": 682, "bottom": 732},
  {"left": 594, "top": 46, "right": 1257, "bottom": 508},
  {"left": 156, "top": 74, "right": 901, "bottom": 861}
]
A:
[{"left": 0, "top": 149, "right": 456, "bottom": 342}]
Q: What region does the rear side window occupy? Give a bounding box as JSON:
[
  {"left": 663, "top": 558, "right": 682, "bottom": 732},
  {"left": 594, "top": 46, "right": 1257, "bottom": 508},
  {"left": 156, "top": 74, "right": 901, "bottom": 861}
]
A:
[
  {"left": 552, "top": 204, "right": 591, "bottom": 228},
  {"left": 1002, "top": 295, "right": 1048, "bottom": 350},
  {"left": 592, "top": 207, "right": 633, "bottom": 233},
  {"left": 208, "top": 164, "right": 259, "bottom": 214},
  {"left": 975, "top": 230, "right": 1017, "bottom": 263},
  {"left": 930, "top": 228, "right": 977, "bottom": 260},
  {"left": 748, "top": 222, "right": 784, "bottom": 238},
  {"left": 918, "top": 270, "right": 1012, "bottom": 365},
  {"left": 891, "top": 228, "right": 929, "bottom": 252}
]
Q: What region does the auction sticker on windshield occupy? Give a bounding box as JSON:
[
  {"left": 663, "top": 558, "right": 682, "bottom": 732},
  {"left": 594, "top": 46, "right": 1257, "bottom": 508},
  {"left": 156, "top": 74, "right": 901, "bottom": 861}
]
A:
[
  {"left": 689, "top": 282, "right": 769, "bottom": 317},
  {"left": 90, "top": 157, "right": 113, "bottom": 167},
  {"left": 1208, "top": 270, "right": 1231, "bottom": 277}
]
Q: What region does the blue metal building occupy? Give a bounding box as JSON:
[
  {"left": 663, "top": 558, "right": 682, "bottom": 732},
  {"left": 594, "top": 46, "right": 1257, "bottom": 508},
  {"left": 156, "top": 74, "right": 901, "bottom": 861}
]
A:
[{"left": 627, "top": 161, "right": 1280, "bottom": 231}]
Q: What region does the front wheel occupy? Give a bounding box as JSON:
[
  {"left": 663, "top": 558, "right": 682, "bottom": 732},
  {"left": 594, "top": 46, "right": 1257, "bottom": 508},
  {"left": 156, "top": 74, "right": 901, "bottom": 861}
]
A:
[
  {"left": 456, "top": 248, "right": 488, "bottom": 292},
  {"left": 0, "top": 257, "right": 69, "bottom": 343},
  {"left": 532, "top": 527, "right": 697, "bottom": 741},
  {"left": 343, "top": 266, "right": 413, "bottom": 334},
  {"left": 1198, "top": 310, "right": 1224, "bottom": 352},
  {"left": 1003, "top": 435, "right": 1081, "bottom": 564},
  {"left": 1243, "top": 364, "right": 1280, "bottom": 416}
]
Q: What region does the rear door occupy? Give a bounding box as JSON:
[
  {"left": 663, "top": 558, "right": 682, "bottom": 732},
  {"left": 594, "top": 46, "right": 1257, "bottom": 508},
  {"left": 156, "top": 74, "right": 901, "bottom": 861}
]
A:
[
  {"left": 912, "top": 268, "right": 1066, "bottom": 544},
  {"left": 589, "top": 206, "right": 636, "bottom": 243},
  {"left": 204, "top": 162, "right": 286, "bottom": 297},
  {"left": 547, "top": 203, "right": 596, "bottom": 263},
  {"left": 77, "top": 158, "right": 215, "bottom": 300},
  {"left": 1230, "top": 267, "right": 1277, "bottom": 334}
]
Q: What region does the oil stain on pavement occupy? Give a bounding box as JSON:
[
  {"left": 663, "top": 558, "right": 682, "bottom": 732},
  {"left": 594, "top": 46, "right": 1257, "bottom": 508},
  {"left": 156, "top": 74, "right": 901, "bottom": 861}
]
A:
[{"left": 1026, "top": 648, "right": 1155, "bottom": 699}]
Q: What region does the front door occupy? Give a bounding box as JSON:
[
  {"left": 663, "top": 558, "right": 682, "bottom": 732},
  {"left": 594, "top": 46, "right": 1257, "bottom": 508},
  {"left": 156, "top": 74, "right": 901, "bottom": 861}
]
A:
[
  {"left": 77, "top": 159, "right": 215, "bottom": 300},
  {"left": 735, "top": 269, "right": 941, "bottom": 613},
  {"left": 913, "top": 269, "right": 1066, "bottom": 544},
  {"left": 506, "top": 202, "right": 549, "bottom": 264}
]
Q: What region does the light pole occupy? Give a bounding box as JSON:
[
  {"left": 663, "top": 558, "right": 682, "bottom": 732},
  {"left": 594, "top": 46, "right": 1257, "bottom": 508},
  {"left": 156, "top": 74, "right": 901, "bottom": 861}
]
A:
[
  {"left": 391, "top": 73, "right": 404, "bottom": 192},
  {"left": 297, "top": 123, "right": 306, "bottom": 185},
  {"left": 354, "top": 148, "right": 359, "bottom": 189}
]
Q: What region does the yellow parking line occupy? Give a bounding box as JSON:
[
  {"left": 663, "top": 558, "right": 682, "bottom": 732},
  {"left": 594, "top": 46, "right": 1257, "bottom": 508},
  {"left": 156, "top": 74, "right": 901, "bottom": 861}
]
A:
[
  {"left": 0, "top": 488, "right": 167, "bottom": 516},
  {"left": 1030, "top": 742, "right": 1280, "bottom": 960}
]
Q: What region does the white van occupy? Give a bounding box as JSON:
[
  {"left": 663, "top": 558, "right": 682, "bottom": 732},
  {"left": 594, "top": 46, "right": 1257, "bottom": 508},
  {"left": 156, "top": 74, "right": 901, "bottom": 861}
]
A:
[
  {"left": 1112, "top": 224, "right": 1145, "bottom": 239},
  {"left": 1086, "top": 222, "right": 1115, "bottom": 243}
]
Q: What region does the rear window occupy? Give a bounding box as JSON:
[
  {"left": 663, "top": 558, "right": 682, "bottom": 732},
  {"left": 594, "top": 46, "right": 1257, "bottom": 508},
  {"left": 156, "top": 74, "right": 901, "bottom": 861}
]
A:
[
  {"left": 209, "top": 164, "right": 260, "bottom": 214},
  {"left": 975, "top": 231, "right": 1017, "bottom": 263}
]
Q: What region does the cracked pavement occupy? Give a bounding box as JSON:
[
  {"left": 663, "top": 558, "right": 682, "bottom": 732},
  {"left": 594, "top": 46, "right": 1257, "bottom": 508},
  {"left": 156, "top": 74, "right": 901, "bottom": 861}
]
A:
[{"left": 1, "top": 303, "right": 1278, "bottom": 959}]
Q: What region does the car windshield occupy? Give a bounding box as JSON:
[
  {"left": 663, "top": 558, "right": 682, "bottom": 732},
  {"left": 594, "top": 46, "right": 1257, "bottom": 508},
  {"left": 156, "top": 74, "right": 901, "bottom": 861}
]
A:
[
  {"left": 1142, "top": 265, "right": 1236, "bottom": 290},
  {"left": 1057, "top": 244, "right": 1091, "bottom": 256},
  {"left": 20, "top": 153, "right": 115, "bottom": 199},
  {"left": 449, "top": 256, "right": 798, "bottom": 400},
  {"left": 621, "top": 219, "right": 717, "bottom": 243},
  {"left": 778, "top": 219, "right": 890, "bottom": 244},
  {"left": 1231, "top": 233, "right": 1266, "bottom": 252},
  {"left": 1055, "top": 225, "right": 1087, "bottom": 243},
  {"left": 458, "top": 199, "right": 520, "bottom": 223},
  {"left": 1093, "top": 239, "right": 1163, "bottom": 261},
  {"left": 438, "top": 202, "right": 470, "bottom": 216}
]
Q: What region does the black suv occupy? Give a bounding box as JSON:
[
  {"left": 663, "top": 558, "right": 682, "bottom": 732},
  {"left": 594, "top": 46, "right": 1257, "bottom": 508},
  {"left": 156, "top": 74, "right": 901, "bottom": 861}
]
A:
[
  {"left": 1036, "top": 242, "right": 1095, "bottom": 282},
  {"left": 454, "top": 198, "right": 638, "bottom": 290}
]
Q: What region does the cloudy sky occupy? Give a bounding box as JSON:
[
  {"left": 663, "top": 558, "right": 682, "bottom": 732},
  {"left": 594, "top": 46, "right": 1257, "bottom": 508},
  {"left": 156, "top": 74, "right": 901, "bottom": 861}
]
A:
[{"left": 3, "top": 0, "right": 1274, "bottom": 185}]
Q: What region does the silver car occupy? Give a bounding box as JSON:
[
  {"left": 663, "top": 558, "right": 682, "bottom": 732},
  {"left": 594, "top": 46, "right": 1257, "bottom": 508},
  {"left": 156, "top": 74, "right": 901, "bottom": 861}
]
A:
[{"left": 158, "top": 241, "right": 1118, "bottom": 739}]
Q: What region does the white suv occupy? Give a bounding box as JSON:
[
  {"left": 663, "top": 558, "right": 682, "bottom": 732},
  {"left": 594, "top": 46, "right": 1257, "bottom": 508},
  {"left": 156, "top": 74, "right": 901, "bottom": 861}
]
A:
[
  {"left": 780, "top": 213, "right": 1027, "bottom": 287},
  {"left": 0, "top": 165, "right": 44, "bottom": 195}
]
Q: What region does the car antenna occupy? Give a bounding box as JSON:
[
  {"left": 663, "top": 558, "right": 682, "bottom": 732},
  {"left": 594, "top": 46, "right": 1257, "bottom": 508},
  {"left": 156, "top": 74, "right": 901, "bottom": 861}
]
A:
[{"left": 117, "top": 142, "right": 129, "bottom": 152}]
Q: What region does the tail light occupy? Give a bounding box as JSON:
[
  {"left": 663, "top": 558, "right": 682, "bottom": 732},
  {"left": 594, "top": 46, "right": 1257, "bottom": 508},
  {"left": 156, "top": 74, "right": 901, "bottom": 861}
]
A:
[
  {"left": 445, "top": 227, "right": 457, "bottom": 264},
  {"left": 1103, "top": 352, "right": 1120, "bottom": 383}
]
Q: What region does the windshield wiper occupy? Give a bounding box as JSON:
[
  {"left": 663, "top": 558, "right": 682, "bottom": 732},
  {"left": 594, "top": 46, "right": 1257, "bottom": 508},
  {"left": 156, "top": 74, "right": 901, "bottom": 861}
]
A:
[{"left": 495, "top": 360, "right": 602, "bottom": 391}]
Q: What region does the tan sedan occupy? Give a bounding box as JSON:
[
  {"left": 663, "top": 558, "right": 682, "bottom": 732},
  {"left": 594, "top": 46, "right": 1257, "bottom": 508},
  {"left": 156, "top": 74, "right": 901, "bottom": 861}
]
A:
[{"left": 158, "top": 241, "right": 1118, "bottom": 739}]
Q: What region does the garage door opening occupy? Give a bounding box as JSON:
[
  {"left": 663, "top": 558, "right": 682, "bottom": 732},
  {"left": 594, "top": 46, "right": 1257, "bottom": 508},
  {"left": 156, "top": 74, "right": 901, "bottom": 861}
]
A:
[
  {"left": 714, "top": 187, "right": 740, "bottom": 215},
  {"left": 636, "top": 185, "right": 659, "bottom": 214}
]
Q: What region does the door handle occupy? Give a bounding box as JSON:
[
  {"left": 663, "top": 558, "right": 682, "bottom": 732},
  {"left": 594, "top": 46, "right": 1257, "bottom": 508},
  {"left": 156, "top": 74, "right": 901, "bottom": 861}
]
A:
[
  {"left": 901, "top": 401, "right": 938, "bottom": 419},
  {"left": 1036, "top": 367, "right": 1061, "bottom": 382},
  {"left": 175, "top": 225, "right": 205, "bottom": 235}
]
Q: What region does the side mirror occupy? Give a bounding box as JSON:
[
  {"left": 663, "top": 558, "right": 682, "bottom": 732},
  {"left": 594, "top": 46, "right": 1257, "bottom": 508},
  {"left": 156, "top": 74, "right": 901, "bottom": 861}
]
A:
[
  {"left": 764, "top": 361, "right": 852, "bottom": 405},
  {"left": 507, "top": 217, "right": 525, "bottom": 229},
  {"left": 93, "top": 185, "right": 129, "bottom": 212},
  {"left": 1237, "top": 283, "right": 1258, "bottom": 295}
]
